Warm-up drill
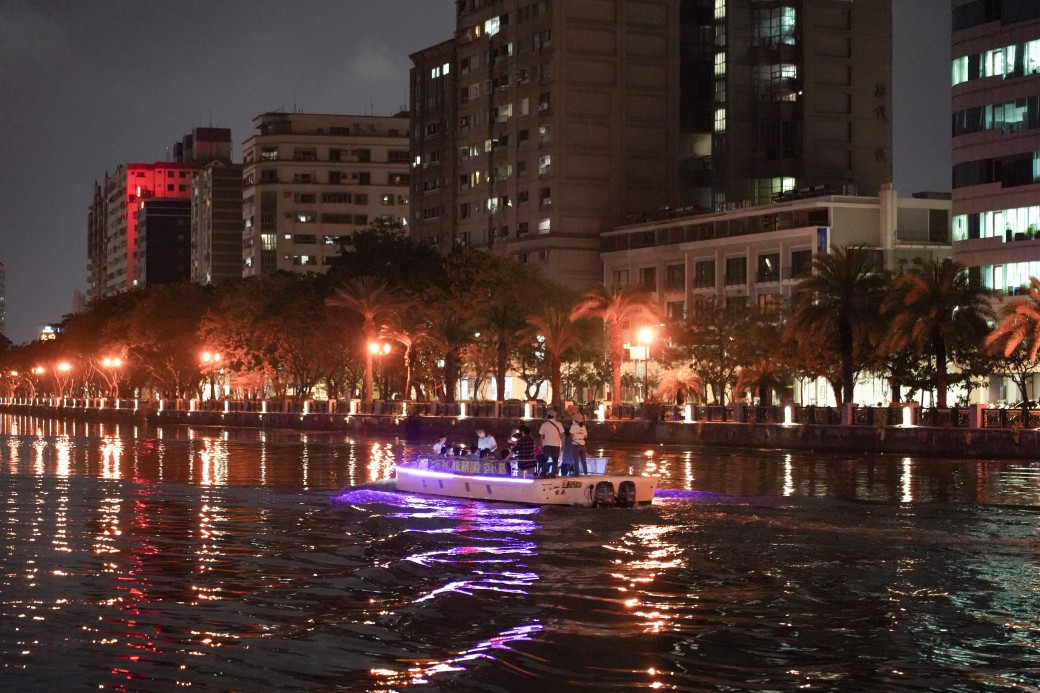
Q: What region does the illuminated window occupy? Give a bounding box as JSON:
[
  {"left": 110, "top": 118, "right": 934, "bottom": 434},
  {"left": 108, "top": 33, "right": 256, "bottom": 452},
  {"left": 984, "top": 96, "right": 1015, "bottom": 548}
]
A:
[
  {"left": 714, "top": 0, "right": 725, "bottom": 20},
  {"left": 714, "top": 52, "right": 726, "bottom": 76},
  {"left": 538, "top": 218, "right": 551, "bottom": 233},
  {"left": 752, "top": 7, "right": 796, "bottom": 47},
  {"left": 714, "top": 108, "right": 726, "bottom": 132},
  {"left": 952, "top": 56, "right": 969, "bottom": 85}
]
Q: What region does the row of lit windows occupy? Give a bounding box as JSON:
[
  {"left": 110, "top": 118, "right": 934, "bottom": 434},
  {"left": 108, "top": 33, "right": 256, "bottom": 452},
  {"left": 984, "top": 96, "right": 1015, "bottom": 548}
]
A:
[
  {"left": 952, "top": 39, "right": 1040, "bottom": 85},
  {"left": 975, "top": 261, "right": 1040, "bottom": 295},
  {"left": 459, "top": 190, "right": 550, "bottom": 219},
  {"left": 952, "top": 95, "right": 1040, "bottom": 136},
  {"left": 952, "top": 204, "right": 1040, "bottom": 242}
]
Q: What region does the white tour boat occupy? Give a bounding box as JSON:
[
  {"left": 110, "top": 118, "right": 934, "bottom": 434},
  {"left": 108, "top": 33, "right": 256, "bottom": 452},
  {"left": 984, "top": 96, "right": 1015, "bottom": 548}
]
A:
[{"left": 394, "top": 456, "right": 659, "bottom": 507}]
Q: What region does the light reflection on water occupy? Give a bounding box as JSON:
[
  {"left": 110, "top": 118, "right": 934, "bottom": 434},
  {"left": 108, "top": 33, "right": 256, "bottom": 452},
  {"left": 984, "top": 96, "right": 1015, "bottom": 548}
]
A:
[{"left": 1, "top": 413, "right": 1039, "bottom": 691}]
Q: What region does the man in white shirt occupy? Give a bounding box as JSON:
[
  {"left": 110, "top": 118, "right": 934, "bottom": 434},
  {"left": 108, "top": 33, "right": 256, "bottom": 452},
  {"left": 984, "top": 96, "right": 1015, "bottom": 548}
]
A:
[
  {"left": 475, "top": 429, "right": 497, "bottom": 457},
  {"left": 537, "top": 410, "right": 565, "bottom": 476}
]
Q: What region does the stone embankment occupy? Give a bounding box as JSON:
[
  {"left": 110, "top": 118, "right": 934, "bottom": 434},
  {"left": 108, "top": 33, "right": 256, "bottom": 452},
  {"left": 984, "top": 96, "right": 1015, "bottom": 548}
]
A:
[{"left": 1, "top": 401, "right": 1036, "bottom": 459}]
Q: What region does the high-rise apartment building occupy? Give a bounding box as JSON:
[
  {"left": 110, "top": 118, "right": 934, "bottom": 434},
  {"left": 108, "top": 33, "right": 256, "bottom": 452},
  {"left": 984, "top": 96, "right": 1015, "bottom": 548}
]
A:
[
  {"left": 87, "top": 162, "right": 196, "bottom": 299},
  {"left": 949, "top": 0, "right": 1040, "bottom": 295},
  {"left": 240, "top": 112, "right": 411, "bottom": 277},
  {"left": 410, "top": 1, "right": 892, "bottom": 290},
  {"left": 688, "top": 0, "right": 892, "bottom": 209},
  {"left": 409, "top": 0, "right": 680, "bottom": 290},
  {"left": 192, "top": 160, "right": 244, "bottom": 285}
]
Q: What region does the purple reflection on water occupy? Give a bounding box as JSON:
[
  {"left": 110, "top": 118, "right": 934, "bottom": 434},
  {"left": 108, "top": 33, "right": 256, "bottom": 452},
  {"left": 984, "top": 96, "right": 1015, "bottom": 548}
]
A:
[{"left": 331, "top": 488, "right": 403, "bottom": 505}]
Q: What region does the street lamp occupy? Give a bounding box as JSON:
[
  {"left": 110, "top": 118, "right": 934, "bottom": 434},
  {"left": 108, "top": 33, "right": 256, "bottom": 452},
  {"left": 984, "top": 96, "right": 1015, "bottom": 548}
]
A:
[
  {"left": 54, "top": 362, "right": 73, "bottom": 398},
  {"left": 200, "top": 351, "right": 222, "bottom": 400},
  {"left": 368, "top": 341, "right": 391, "bottom": 400},
  {"left": 636, "top": 327, "right": 655, "bottom": 403},
  {"left": 101, "top": 357, "right": 123, "bottom": 398}
]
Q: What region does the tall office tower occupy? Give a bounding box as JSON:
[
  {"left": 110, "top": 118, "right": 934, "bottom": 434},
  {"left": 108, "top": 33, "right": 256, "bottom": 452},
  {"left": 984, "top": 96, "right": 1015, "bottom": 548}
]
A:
[
  {"left": 702, "top": 0, "right": 892, "bottom": 209},
  {"left": 192, "top": 160, "right": 244, "bottom": 285},
  {"left": 409, "top": 0, "right": 680, "bottom": 290},
  {"left": 240, "top": 112, "right": 411, "bottom": 277},
  {"left": 137, "top": 198, "right": 192, "bottom": 287},
  {"left": 950, "top": 0, "right": 1040, "bottom": 294},
  {"left": 87, "top": 162, "right": 196, "bottom": 299}
]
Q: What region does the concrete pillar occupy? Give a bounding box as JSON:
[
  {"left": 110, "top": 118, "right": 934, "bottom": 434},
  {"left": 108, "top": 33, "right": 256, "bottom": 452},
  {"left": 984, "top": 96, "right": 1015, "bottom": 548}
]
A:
[
  {"left": 969, "top": 403, "right": 986, "bottom": 429},
  {"left": 841, "top": 402, "right": 857, "bottom": 425}
]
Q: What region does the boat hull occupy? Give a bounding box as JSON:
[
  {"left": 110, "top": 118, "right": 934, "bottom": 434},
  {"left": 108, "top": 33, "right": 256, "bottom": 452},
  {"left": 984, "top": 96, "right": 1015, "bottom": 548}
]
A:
[{"left": 394, "top": 460, "right": 658, "bottom": 507}]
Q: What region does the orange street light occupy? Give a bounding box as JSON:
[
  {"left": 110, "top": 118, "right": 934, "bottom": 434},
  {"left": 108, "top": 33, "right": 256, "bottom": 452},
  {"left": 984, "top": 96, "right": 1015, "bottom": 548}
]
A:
[
  {"left": 636, "top": 328, "right": 655, "bottom": 403},
  {"left": 101, "top": 357, "right": 123, "bottom": 398}
]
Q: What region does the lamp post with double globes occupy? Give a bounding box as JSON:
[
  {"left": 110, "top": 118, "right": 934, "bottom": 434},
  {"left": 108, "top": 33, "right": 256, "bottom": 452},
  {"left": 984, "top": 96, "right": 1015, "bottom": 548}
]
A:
[
  {"left": 200, "top": 351, "right": 222, "bottom": 401},
  {"left": 368, "top": 341, "right": 391, "bottom": 401},
  {"left": 101, "top": 357, "right": 123, "bottom": 399}
]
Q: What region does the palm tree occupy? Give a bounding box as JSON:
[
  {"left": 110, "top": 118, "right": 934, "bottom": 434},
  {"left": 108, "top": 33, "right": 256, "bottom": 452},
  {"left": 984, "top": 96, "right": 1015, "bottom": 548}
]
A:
[
  {"left": 383, "top": 309, "right": 422, "bottom": 402},
  {"left": 325, "top": 276, "right": 402, "bottom": 403},
  {"left": 570, "top": 285, "right": 661, "bottom": 408},
  {"left": 884, "top": 257, "right": 994, "bottom": 408},
  {"left": 654, "top": 367, "right": 703, "bottom": 405},
  {"left": 986, "top": 276, "right": 1040, "bottom": 362},
  {"left": 424, "top": 312, "right": 474, "bottom": 404},
  {"left": 785, "top": 245, "right": 887, "bottom": 406},
  {"left": 475, "top": 300, "right": 531, "bottom": 405},
  {"left": 527, "top": 306, "right": 583, "bottom": 409}
]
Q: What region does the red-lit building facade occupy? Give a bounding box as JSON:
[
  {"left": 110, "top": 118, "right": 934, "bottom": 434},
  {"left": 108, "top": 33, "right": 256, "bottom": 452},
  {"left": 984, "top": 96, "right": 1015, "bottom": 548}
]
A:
[
  {"left": 87, "top": 128, "right": 235, "bottom": 299},
  {"left": 88, "top": 163, "right": 195, "bottom": 298}
]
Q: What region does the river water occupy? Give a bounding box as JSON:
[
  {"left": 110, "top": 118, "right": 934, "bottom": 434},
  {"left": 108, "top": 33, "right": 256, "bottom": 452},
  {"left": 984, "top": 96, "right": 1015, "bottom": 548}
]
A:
[{"left": 1, "top": 413, "right": 1038, "bottom": 692}]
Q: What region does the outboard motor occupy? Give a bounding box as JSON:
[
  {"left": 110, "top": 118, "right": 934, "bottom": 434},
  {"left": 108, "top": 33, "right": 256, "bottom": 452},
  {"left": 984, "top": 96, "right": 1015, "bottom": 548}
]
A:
[
  {"left": 615, "top": 480, "right": 637, "bottom": 508},
  {"left": 593, "top": 481, "right": 616, "bottom": 507}
]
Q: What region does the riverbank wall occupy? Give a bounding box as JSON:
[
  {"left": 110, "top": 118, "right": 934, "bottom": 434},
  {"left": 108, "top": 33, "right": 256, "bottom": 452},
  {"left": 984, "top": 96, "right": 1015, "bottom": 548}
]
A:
[{"left": 2, "top": 402, "right": 1037, "bottom": 459}]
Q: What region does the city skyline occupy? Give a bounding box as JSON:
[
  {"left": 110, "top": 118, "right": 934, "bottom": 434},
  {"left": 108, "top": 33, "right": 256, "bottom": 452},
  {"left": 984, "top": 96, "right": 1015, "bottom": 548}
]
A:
[{"left": 0, "top": 0, "right": 948, "bottom": 344}]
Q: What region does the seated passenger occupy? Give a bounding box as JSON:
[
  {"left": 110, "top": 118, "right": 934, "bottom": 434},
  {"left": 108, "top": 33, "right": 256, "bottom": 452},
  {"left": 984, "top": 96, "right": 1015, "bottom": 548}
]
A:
[{"left": 475, "top": 429, "right": 497, "bottom": 458}]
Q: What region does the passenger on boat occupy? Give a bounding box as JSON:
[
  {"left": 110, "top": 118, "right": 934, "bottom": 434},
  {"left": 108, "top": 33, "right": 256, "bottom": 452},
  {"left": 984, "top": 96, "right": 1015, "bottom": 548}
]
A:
[
  {"left": 569, "top": 412, "right": 588, "bottom": 475},
  {"left": 475, "top": 429, "right": 497, "bottom": 458},
  {"left": 538, "top": 410, "right": 565, "bottom": 477},
  {"left": 511, "top": 425, "right": 537, "bottom": 476},
  {"left": 433, "top": 435, "right": 449, "bottom": 456}
]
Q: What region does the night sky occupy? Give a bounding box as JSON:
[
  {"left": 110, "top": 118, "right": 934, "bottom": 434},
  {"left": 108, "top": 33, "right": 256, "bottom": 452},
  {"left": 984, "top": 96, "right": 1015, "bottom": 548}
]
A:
[{"left": 0, "top": 0, "right": 948, "bottom": 345}]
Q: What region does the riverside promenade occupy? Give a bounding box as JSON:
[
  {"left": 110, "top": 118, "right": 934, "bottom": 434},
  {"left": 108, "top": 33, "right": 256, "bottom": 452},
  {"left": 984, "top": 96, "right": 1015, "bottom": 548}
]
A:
[{"left": 2, "top": 397, "right": 1039, "bottom": 459}]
